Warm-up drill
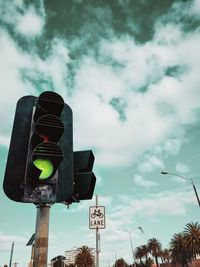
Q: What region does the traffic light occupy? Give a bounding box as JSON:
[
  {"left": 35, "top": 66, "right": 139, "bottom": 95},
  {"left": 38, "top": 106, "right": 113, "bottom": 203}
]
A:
[
  {"left": 3, "top": 91, "right": 73, "bottom": 204},
  {"left": 71, "top": 150, "right": 96, "bottom": 201}
]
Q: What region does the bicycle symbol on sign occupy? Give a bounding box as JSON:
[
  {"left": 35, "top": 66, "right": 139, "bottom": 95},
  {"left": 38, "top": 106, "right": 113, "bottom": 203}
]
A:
[{"left": 91, "top": 209, "right": 104, "bottom": 218}]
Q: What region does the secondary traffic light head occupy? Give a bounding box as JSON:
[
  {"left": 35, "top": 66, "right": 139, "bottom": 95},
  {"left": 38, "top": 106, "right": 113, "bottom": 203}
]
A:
[
  {"left": 3, "top": 91, "right": 73, "bottom": 204},
  {"left": 71, "top": 150, "right": 96, "bottom": 202}
]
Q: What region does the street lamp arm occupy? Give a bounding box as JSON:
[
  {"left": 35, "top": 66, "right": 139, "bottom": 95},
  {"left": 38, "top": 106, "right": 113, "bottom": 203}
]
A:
[
  {"left": 161, "top": 171, "right": 193, "bottom": 184},
  {"left": 161, "top": 171, "right": 200, "bottom": 208},
  {"left": 129, "top": 226, "right": 144, "bottom": 234}
]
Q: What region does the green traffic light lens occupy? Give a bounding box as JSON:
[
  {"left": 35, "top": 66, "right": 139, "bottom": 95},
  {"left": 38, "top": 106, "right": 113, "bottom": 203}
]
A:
[{"left": 33, "top": 158, "right": 54, "bottom": 180}]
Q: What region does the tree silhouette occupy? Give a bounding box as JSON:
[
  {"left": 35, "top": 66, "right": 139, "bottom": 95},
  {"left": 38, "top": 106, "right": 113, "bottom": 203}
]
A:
[
  {"left": 113, "top": 258, "right": 129, "bottom": 267},
  {"left": 75, "top": 246, "right": 95, "bottom": 267},
  {"left": 135, "top": 246, "right": 145, "bottom": 266},
  {"left": 147, "top": 238, "right": 161, "bottom": 267},
  {"left": 183, "top": 221, "right": 200, "bottom": 259},
  {"left": 170, "top": 232, "right": 190, "bottom": 267}
]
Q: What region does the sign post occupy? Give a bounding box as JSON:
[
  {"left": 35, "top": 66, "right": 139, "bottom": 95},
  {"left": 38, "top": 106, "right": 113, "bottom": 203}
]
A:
[{"left": 89, "top": 196, "right": 105, "bottom": 267}]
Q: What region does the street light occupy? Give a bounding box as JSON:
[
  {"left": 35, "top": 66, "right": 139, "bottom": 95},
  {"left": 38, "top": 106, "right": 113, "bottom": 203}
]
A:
[
  {"left": 117, "top": 226, "right": 144, "bottom": 265},
  {"left": 161, "top": 171, "right": 200, "bottom": 207}
]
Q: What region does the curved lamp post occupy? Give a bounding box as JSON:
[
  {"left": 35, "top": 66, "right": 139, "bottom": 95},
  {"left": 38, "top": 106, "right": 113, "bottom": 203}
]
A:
[
  {"left": 118, "top": 226, "right": 144, "bottom": 265},
  {"left": 161, "top": 171, "right": 200, "bottom": 207}
]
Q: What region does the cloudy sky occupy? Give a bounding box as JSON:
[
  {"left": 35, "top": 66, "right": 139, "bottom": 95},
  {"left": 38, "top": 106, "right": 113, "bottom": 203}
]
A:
[{"left": 0, "top": 0, "right": 200, "bottom": 266}]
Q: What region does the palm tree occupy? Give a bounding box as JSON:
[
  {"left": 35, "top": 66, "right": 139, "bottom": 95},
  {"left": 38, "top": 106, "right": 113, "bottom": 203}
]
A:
[
  {"left": 161, "top": 248, "right": 171, "bottom": 263},
  {"left": 146, "top": 257, "right": 154, "bottom": 267},
  {"left": 114, "top": 258, "right": 129, "bottom": 267},
  {"left": 75, "top": 246, "right": 95, "bottom": 267},
  {"left": 170, "top": 232, "right": 190, "bottom": 267},
  {"left": 147, "top": 238, "right": 161, "bottom": 267},
  {"left": 140, "top": 245, "right": 149, "bottom": 264},
  {"left": 183, "top": 221, "right": 200, "bottom": 259},
  {"left": 135, "top": 246, "right": 145, "bottom": 266}
]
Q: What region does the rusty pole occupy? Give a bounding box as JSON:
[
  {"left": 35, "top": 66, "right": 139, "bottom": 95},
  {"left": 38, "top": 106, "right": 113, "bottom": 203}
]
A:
[{"left": 33, "top": 204, "right": 51, "bottom": 267}]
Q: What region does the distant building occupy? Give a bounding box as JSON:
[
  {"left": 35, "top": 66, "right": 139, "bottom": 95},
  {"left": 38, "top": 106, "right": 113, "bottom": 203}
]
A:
[{"left": 65, "top": 249, "right": 79, "bottom": 265}]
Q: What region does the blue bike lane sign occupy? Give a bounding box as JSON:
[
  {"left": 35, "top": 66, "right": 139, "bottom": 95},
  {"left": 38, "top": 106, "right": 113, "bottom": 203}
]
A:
[{"left": 89, "top": 206, "right": 106, "bottom": 229}]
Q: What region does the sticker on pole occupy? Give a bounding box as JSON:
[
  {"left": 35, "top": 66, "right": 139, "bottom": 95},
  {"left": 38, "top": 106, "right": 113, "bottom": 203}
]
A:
[{"left": 89, "top": 206, "right": 105, "bottom": 229}]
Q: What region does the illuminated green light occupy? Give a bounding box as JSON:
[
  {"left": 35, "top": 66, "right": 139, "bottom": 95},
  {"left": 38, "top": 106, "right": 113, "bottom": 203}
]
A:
[{"left": 33, "top": 158, "right": 54, "bottom": 180}]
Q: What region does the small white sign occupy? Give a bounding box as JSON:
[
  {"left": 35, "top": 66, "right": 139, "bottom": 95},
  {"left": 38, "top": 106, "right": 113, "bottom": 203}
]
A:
[{"left": 89, "top": 206, "right": 105, "bottom": 229}]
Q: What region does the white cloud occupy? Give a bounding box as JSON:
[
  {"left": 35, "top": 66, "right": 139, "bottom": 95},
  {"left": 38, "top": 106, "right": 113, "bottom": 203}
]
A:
[
  {"left": 163, "top": 139, "right": 182, "bottom": 156},
  {"left": 70, "top": 195, "right": 112, "bottom": 212},
  {"left": 0, "top": 1, "right": 45, "bottom": 37},
  {"left": 0, "top": 29, "right": 33, "bottom": 136},
  {"left": 0, "top": 232, "right": 28, "bottom": 251},
  {"left": 176, "top": 162, "right": 190, "bottom": 175},
  {"left": 0, "top": 135, "right": 10, "bottom": 148},
  {"left": 138, "top": 156, "right": 164, "bottom": 174},
  {"left": 45, "top": 39, "right": 71, "bottom": 92},
  {"left": 134, "top": 174, "right": 157, "bottom": 187},
  {"left": 72, "top": 11, "right": 200, "bottom": 167},
  {"left": 0, "top": 30, "right": 71, "bottom": 139},
  {"left": 0, "top": 0, "right": 22, "bottom": 26},
  {"left": 16, "top": 7, "right": 45, "bottom": 37},
  {"left": 192, "top": 0, "right": 200, "bottom": 16},
  {"left": 114, "top": 191, "right": 193, "bottom": 221},
  {"left": 149, "top": 138, "right": 182, "bottom": 163}
]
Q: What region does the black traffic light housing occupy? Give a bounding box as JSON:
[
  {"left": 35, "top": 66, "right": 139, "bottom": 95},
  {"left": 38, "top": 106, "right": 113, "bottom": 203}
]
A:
[
  {"left": 3, "top": 91, "right": 73, "bottom": 204},
  {"left": 3, "top": 96, "right": 32, "bottom": 202},
  {"left": 72, "top": 150, "right": 96, "bottom": 201}
]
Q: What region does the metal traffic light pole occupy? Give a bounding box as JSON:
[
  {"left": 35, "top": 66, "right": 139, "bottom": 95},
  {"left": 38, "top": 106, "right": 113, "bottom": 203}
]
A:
[
  {"left": 33, "top": 204, "right": 51, "bottom": 267},
  {"left": 96, "top": 195, "right": 100, "bottom": 267}
]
